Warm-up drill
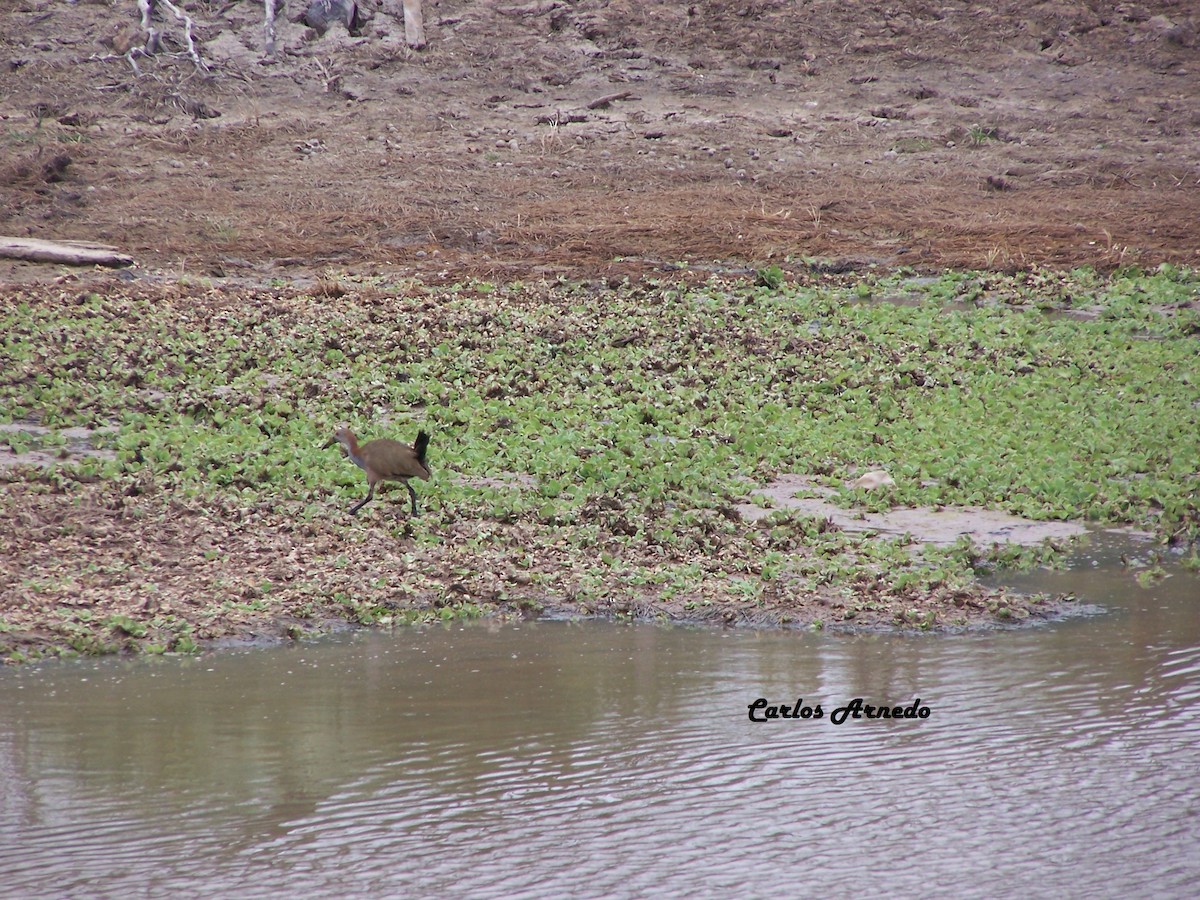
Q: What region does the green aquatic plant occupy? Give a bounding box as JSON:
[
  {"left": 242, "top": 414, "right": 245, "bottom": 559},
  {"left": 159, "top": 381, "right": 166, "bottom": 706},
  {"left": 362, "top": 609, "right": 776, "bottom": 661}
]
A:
[
  {"left": 1, "top": 267, "right": 1198, "bottom": 657},
  {"left": 755, "top": 264, "right": 786, "bottom": 290}
]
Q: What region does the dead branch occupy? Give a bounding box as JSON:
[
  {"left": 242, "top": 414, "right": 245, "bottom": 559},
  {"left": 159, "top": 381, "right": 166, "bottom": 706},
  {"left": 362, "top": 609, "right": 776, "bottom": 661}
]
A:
[
  {"left": 0, "top": 238, "right": 135, "bottom": 268},
  {"left": 158, "top": 0, "right": 207, "bottom": 71},
  {"left": 134, "top": 0, "right": 207, "bottom": 71},
  {"left": 137, "top": 0, "right": 160, "bottom": 54},
  {"left": 264, "top": 0, "right": 279, "bottom": 58},
  {"left": 586, "top": 90, "right": 635, "bottom": 110}
]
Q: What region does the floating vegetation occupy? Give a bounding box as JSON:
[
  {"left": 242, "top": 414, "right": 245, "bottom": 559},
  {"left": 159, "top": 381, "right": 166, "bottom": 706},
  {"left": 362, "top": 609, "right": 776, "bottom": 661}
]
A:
[{"left": 1, "top": 265, "right": 1197, "bottom": 658}]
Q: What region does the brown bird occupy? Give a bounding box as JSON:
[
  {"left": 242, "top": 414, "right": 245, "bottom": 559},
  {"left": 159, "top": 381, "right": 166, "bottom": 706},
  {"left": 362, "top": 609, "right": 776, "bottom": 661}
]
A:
[{"left": 327, "top": 426, "right": 431, "bottom": 516}]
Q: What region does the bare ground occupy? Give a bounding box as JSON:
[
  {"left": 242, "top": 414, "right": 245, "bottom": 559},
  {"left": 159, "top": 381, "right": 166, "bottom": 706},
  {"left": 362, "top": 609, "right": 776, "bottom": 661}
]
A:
[
  {"left": 0, "top": 475, "right": 1079, "bottom": 661},
  {"left": 1, "top": 0, "right": 1195, "bottom": 657},
  {"left": 2, "top": 0, "right": 1198, "bottom": 280}
]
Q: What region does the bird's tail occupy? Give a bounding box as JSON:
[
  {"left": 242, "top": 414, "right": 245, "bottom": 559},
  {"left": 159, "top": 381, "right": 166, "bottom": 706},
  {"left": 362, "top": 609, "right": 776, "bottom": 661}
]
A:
[{"left": 414, "top": 430, "right": 430, "bottom": 466}]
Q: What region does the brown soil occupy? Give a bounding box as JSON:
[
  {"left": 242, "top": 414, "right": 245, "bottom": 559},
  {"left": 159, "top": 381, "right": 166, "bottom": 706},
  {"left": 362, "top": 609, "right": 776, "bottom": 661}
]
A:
[
  {"left": 0, "top": 476, "right": 1079, "bottom": 662},
  {"left": 2, "top": 0, "right": 1198, "bottom": 282}
]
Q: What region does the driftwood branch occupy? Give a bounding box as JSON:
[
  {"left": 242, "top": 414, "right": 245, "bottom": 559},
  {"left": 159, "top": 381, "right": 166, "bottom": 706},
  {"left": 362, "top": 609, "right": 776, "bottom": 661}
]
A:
[
  {"left": 587, "top": 90, "right": 634, "bottom": 110},
  {"left": 158, "top": 0, "right": 207, "bottom": 70},
  {"left": 264, "top": 0, "right": 279, "bottom": 58},
  {"left": 0, "top": 238, "right": 135, "bottom": 268},
  {"left": 134, "top": 0, "right": 207, "bottom": 70},
  {"left": 137, "top": 0, "right": 160, "bottom": 53}
]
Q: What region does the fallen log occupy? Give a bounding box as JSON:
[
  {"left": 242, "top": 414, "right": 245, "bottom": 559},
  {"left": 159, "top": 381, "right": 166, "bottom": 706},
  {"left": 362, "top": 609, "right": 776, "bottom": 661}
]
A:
[
  {"left": 586, "top": 90, "right": 634, "bottom": 110},
  {"left": 0, "top": 237, "right": 134, "bottom": 268}
]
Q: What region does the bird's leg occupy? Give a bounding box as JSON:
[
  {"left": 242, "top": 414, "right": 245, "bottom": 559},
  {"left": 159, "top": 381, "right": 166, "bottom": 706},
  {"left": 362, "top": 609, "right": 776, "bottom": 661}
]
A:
[
  {"left": 406, "top": 482, "right": 419, "bottom": 517},
  {"left": 350, "top": 482, "right": 375, "bottom": 515}
]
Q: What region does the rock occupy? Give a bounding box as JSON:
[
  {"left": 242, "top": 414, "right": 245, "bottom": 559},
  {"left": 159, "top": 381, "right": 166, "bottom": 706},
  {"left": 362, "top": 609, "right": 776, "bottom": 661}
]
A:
[
  {"left": 1147, "top": 15, "right": 1194, "bottom": 47},
  {"left": 304, "top": 0, "right": 358, "bottom": 36},
  {"left": 850, "top": 470, "right": 895, "bottom": 490},
  {"left": 103, "top": 25, "right": 147, "bottom": 55}
]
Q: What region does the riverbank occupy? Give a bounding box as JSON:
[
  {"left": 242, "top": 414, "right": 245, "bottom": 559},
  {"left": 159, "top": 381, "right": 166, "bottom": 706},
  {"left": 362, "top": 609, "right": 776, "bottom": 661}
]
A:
[{"left": 2, "top": 268, "right": 1196, "bottom": 661}]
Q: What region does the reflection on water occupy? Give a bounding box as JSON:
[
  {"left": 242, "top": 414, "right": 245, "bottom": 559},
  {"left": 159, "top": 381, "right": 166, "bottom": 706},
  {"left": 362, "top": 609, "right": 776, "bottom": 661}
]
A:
[{"left": 2, "top": 542, "right": 1198, "bottom": 899}]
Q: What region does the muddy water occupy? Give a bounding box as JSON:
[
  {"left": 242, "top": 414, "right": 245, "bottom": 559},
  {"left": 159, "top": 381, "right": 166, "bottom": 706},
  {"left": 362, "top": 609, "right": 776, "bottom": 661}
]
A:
[{"left": 2, "top": 543, "right": 1198, "bottom": 899}]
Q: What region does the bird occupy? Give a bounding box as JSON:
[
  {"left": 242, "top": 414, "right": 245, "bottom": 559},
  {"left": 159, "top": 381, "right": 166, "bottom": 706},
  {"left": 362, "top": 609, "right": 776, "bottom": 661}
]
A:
[{"left": 326, "top": 426, "right": 431, "bottom": 516}]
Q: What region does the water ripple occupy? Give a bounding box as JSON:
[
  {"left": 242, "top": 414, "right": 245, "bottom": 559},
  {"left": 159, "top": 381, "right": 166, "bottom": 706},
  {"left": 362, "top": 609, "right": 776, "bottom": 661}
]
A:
[{"left": 2, "top": 608, "right": 1198, "bottom": 899}]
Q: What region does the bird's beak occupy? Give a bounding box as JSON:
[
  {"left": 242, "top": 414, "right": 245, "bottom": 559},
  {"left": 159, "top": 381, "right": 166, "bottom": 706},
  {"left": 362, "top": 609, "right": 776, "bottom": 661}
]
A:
[{"left": 322, "top": 438, "right": 338, "bottom": 450}]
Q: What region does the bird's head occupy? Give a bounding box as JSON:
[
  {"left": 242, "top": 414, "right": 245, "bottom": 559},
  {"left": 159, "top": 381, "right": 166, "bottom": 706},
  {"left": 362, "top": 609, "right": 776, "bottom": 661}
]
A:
[{"left": 324, "top": 425, "right": 356, "bottom": 451}]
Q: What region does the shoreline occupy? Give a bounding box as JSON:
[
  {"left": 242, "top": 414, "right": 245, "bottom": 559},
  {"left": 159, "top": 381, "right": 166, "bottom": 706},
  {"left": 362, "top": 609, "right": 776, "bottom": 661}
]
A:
[
  {"left": 0, "top": 469, "right": 1099, "bottom": 665},
  {"left": 2, "top": 269, "right": 1196, "bottom": 663}
]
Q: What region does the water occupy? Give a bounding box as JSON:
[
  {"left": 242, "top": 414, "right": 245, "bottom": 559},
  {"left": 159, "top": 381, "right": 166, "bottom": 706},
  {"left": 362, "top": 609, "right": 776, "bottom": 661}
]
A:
[{"left": 2, "top": 541, "right": 1198, "bottom": 899}]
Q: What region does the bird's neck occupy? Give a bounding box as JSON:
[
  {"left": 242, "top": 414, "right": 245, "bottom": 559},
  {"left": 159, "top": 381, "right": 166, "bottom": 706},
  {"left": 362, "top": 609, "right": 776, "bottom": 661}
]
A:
[{"left": 340, "top": 435, "right": 367, "bottom": 470}]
